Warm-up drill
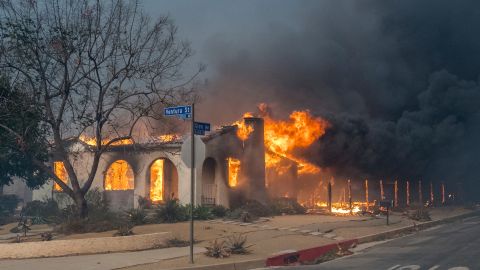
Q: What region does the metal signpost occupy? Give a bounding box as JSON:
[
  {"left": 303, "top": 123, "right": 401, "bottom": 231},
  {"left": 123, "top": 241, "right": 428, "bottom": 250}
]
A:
[
  {"left": 164, "top": 104, "right": 210, "bottom": 264},
  {"left": 380, "top": 200, "right": 393, "bottom": 225}
]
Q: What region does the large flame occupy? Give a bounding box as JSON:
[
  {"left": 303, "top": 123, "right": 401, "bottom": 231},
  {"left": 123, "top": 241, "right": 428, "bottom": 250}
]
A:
[
  {"left": 53, "top": 161, "right": 69, "bottom": 191},
  {"left": 233, "top": 112, "right": 255, "bottom": 140},
  {"left": 158, "top": 134, "right": 180, "bottom": 143},
  {"left": 227, "top": 157, "right": 241, "bottom": 187},
  {"left": 150, "top": 159, "right": 164, "bottom": 202},
  {"left": 104, "top": 160, "right": 134, "bottom": 190},
  {"left": 234, "top": 104, "right": 329, "bottom": 175}
]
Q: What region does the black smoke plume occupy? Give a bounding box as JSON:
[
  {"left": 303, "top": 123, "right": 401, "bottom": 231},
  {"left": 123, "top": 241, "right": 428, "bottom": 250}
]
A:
[{"left": 201, "top": 0, "right": 480, "bottom": 200}]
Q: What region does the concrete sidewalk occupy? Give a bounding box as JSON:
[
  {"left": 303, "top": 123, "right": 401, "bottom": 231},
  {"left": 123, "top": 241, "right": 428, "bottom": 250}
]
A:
[{"left": 0, "top": 246, "right": 205, "bottom": 270}]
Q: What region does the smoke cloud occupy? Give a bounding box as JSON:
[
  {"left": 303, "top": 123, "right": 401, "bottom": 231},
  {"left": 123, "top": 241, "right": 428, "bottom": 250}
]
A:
[{"left": 200, "top": 0, "right": 480, "bottom": 200}]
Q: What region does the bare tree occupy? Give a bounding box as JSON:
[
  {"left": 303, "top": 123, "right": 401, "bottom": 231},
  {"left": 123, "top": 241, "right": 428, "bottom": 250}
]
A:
[{"left": 0, "top": 0, "right": 199, "bottom": 217}]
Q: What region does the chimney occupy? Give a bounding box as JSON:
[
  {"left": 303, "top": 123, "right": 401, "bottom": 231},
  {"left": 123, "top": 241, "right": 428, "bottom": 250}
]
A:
[{"left": 242, "top": 117, "right": 267, "bottom": 204}]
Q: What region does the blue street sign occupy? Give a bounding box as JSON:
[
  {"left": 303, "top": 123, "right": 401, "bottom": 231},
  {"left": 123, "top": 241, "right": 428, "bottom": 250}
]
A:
[
  {"left": 194, "top": 129, "right": 205, "bottom": 135},
  {"left": 164, "top": 106, "right": 192, "bottom": 119},
  {"left": 193, "top": 121, "right": 210, "bottom": 135},
  {"left": 194, "top": 122, "right": 211, "bottom": 131}
]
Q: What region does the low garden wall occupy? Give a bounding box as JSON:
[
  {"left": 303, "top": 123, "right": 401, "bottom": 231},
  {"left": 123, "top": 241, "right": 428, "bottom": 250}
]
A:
[{"left": 0, "top": 232, "right": 171, "bottom": 259}]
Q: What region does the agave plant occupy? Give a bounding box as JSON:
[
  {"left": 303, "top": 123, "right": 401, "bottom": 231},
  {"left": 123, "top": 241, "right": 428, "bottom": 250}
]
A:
[
  {"left": 205, "top": 240, "right": 231, "bottom": 258},
  {"left": 227, "top": 234, "right": 252, "bottom": 254}
]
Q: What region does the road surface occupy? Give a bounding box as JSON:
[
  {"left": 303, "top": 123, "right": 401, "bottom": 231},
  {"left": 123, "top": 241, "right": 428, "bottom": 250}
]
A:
[{"left": 275, "top": 213, "right": 480, "bottom": 270}]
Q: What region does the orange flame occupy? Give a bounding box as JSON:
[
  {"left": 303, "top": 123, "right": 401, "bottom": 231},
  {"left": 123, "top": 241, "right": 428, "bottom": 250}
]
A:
[
  {"left": 262, "top": 105, "right": 329, "bottom": 174},
  {"left": 233, "top": 105, "right": 329, "bottom": 175},
  {"left": 233, "top": 112, "right": 255, "bottom": 140},
  {"left": 158, "top": 134, "right": 179, "bottom": 143},
  {"left": 79, "top": 135, "right": 134, "bottom": 146},
  {"left": 227, "top": 157, "right": 241, "bottom": 187},
  {"left": 104, "top": 160, "right": 134, "bottom": 190},
  {"left": 53, "top": 161, "right": 68, "bottom": 191},
  {"left": 150, "top": 159, "right": 164, "bottom": 202}
]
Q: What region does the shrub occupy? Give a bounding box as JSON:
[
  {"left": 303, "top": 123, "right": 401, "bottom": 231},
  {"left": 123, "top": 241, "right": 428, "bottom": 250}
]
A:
[
  {"left": 409, "top": 209, "right": 431, "bottom": 222},
  {"left": 137, "top": 196, "right": 152, "bottom": 209},
  {"left": 211, "top": 205, "right": 229, "bottom": 218},
  {"left": 193, "top": 205, "right": 213, "bottom": 220},
  {"left": 114, "top": 222, "right": 134, "bottom": 236},
  {"left": 41, "top": 232, "right": 53, "bottom": 241},
  {"left": 23, "top": 199, "right": 60, "bottom": 223},
  {"left": 125, "top": 208, "right": 147, "bottom": 225},
  {"left": 205, "top": 240, "right": 231, "bottom": 258},
  {"left": 166, "top": 236, "right": 190, "bottom": 247},
  {"left": 270, "top": 198, "right": 306, "bottom": 215},
  {"left": 155, "top": 199, "right": 187, "bottom": 223},
  {"left": 0, "top": 195, "right": 19, "bottom": 216},
  {"left": 227, "top": 234, "right": 251, "bottom": 254}
]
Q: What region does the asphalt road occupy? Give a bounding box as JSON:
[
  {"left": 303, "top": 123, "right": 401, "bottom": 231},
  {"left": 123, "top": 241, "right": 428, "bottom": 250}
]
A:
[{"left": 275, "top": 214, "right": 480, "bottom": 270}]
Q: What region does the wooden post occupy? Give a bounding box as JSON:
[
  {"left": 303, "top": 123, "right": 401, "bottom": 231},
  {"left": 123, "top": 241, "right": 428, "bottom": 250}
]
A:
[
  {"left": 406, "top": 180, "right": 410, "bottom": 207},
  {"left": 430, "top": 181, "right": 434, "bottom": 206},
  {"left": 380, "top": 179, "right": 384, "bottom": 200},
  {"left": 441, "top": 183, "right": 446, "bottom": 205},
  {"left": 418, "top": 180, "right": 423, "bottom": 206},
  {"left": 394, "top": 180, "right": 398, "bottom": 208},
  {"left": 348, "top": 179, "right": 352, "bottom": 212},
  {"left": 365, "top": 179, "right": 369, "bottom": 212},
  {"left": 327, "top": 181, "right": 332, "bottom": 213}
]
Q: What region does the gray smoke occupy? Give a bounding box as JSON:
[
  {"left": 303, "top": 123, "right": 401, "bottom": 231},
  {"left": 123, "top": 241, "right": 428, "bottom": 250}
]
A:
[{"left": 201, "top": 0, "right": 480, "bottom": 200}]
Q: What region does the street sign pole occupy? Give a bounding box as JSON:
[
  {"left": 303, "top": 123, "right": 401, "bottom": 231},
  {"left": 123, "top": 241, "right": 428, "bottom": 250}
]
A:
[{"left": 189, "top": 103, "right": 195, "bottom": 264}]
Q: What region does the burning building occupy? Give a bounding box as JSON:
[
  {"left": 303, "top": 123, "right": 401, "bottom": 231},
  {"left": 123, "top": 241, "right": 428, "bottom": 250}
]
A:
[{"left": 6, "top": 105, "right": 332, "bottom": 211}]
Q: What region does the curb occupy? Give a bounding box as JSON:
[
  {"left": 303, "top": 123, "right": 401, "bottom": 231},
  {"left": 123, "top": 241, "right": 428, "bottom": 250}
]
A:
[
  {"left": 265, "top": 209, "right": 480, "bottom": 267},
  {"left": 168, "top": 258, "right": 265, "bottom": 270}
]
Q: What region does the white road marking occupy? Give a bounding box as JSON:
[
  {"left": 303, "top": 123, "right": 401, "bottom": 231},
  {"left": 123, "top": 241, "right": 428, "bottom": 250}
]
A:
[
  {"left": 428, "top": 266, "right": 440, "bottom": 270},
  {"left": 397, "top": 265, "right": 421, "bottom": 270},
  {"left": 387, "top": 265, "right": 401, "bottom": 270}
]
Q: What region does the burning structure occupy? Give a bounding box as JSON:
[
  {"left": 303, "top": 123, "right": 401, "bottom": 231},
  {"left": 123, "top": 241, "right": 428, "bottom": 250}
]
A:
[
  {"left": 4, "top": 104, "right": 459, "bottom": 213},
  {"left": 5, "top": 105, "right": 330, "bottom": 211}
]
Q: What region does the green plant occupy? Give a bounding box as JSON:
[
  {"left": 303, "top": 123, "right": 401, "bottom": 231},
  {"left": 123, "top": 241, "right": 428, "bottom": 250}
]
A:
[
  {"left": 155, "top": 199, "right": 187, "bottom": 223},
  {"left": 227, "top": 234, "right": 251, "bottom": 254},
  {"left": 193, "top": 205, "right": 213, "bottom": 220},
  {"left": 125, "top": 208, "right": 147, "bottom": 225},
  {"left": 205, "top": 240, "right": 231, "bottom": 258},
  {"left": 211, "top": 205, "right": 229, "bottom": 218},
  {"left": 23, "top": 199, "right": 60, "bottom": 221}
]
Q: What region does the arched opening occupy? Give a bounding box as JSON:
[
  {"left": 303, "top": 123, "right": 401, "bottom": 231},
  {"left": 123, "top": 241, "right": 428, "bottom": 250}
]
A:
[
  {"left": 104, "top": 160, "right": 134, "bottom": 190},
  {"left": 149, "top": 158, "right": 178, "bottom": 203},
  {"left": 201, "top": 158, "right": 217, "bottom": 205}
]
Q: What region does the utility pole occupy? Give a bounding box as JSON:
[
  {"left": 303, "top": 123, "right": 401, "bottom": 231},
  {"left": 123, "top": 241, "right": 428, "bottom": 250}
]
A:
[{"left": 189, "top": 103, "right": 195, "bottom": 264}]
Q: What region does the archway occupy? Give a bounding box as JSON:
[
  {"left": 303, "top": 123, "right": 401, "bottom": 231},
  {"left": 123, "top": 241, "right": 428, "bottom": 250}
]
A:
[
  {"left": 201, "top": 157, "right": 217, "bottom": 205},
  {"left": 149, "top": 158, "right": 178, "bottom": 203},
  {"left": 104, "top": 160, "right": 134, "bottom": 190}
]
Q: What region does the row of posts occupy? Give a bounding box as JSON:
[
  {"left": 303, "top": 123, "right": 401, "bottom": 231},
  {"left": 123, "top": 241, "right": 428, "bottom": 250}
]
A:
[{"left": 326, "top": 179, "right": 448, "bottom": 212}]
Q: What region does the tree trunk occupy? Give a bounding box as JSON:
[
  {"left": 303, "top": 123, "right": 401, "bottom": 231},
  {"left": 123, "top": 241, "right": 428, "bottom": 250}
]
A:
[{"left": 75, "top": 193, "right": 88, "bottom": 219}]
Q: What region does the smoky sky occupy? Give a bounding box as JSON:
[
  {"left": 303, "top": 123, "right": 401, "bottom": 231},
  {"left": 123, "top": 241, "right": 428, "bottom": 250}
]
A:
[{"left": 145, "top": 1, "right": 480, "bottom": 199}]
